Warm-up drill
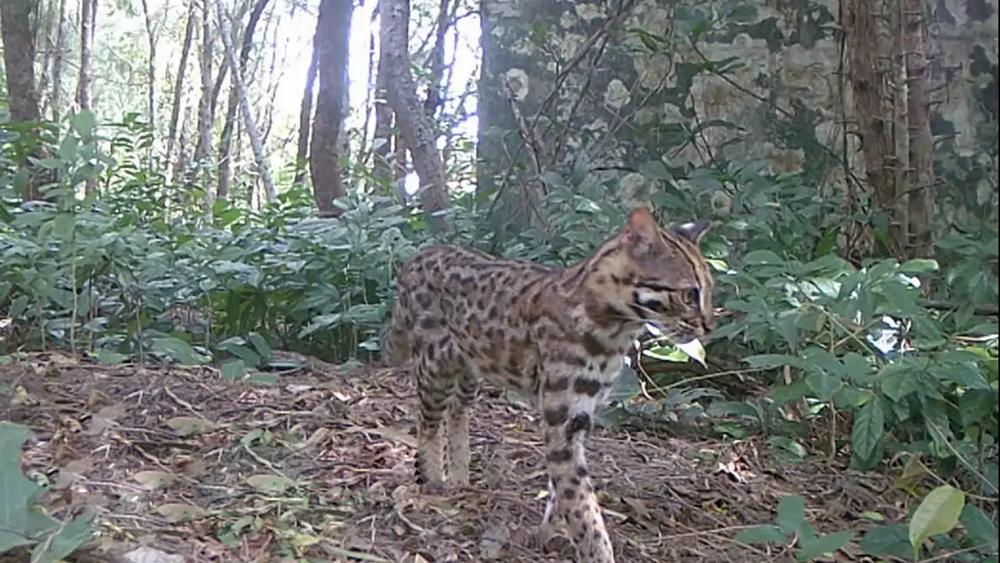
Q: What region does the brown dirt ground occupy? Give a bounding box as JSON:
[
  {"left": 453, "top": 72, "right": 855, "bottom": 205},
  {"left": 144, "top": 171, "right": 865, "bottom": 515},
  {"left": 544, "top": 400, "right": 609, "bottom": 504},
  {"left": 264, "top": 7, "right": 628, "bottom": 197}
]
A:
[{"left": 0, "top": 352, "right": 907, "bottom": 563}]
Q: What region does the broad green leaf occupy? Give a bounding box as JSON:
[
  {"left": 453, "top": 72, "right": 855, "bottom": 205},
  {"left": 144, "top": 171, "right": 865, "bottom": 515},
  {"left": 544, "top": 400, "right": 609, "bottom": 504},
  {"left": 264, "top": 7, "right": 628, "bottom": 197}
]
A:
[
  {"left": 777, "top": 495, "right": 806, "bottom": 535},
  {"left": 220, "top": 359, "right": 247, "bottom": 380},
  {"left": 95, "top": 349, "right": 129, "bottom": 365},
  {"left": 959, "top": 504, "right": 997, "bottom": 553},
  {"left": 899, "top": 259, "right": 939, "bottom": 274},
  {"left": 70, "top": 110, "right": 97, "bottom": 138},
  {"left": 150, "top": 337, "right": 210, "bottom": 365},
  {"left": 0, "top": 423, "right": 60, "bottom": 551},
  {"left": 909, "top": 485, "right": 965, "bottom": 552},
  {"left": 676, "top": 339, "right": 706, "bottom": 367},
  {"left": 29, "top": 509, "right": 95, "bottom": 563},
  {"left": 52, "top": 214, "right": 76, "bottom": 239},
  {"left": 859, "top": 524, "right": 914, "bottom": 558},
  {"left": 744, "top": 250, "right": 785, "bottom": 266},
  {"left": 734, "top": 525, "right": 786, "bottom": 544},
  {"left": 797, "top": 530, "right": 853, "bottom": 561},
  {"left": 805, "top": 370, "right": 843, "bottom": 400},
  {"left": 851, "top": 400, "right": 884, "bottom": 462}
]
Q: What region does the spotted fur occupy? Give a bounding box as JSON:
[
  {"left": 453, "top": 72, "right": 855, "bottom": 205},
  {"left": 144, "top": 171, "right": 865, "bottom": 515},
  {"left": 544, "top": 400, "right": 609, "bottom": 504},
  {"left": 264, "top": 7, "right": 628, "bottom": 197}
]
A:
[{"left": 382, "top": 208, "right": 715, "bottom": 562}]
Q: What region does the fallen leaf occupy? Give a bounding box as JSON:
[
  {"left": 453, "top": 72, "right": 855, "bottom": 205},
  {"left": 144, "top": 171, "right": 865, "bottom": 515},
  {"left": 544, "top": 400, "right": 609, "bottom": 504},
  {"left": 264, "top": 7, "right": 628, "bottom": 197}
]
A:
[
  {"left": 156, "top": 503, "right": 207, "bottom": 523},
  {"left": 133, "top": 470, "right": 177, "bottom": 490},
  {"left": 124, "top": 546, "right": 185, "bottom": 563},
  {"left": 246, "top": 474, "right": 294, "bottom": 494},
  {"left": 165, "top": 416, "right": 215, "bottom": 436},
  {"left": 479, "top": 522, "right": 511, "bottom": 560}
]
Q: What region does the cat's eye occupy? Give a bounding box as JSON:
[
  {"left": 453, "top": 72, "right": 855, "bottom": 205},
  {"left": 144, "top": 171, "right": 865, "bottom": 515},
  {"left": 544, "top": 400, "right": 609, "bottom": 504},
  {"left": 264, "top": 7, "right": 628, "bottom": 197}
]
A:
[{"left": 682, "top": 288, "right": 700, "bottom": 305}]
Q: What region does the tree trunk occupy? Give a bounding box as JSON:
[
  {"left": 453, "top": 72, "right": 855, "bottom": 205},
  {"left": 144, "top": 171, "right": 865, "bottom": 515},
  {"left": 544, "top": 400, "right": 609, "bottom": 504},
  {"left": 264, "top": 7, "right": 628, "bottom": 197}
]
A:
[
  {"left": 166, "top": 0, "right": 197, "bottom": 180},
  {"left": 1, "top": 0, "right": 45, "bottom": 201},
  {"left": 36, "top": 0, "right": 58, "bottom": 117},
  {"left": 371, "top": 13, "right": 395, "bottom": 194},
  {"left": 194, "top": 0, "right": 215, "bottom": 189},
  {"left": 423, "top": 0, "right": 453, "bottom": 117},
  {"left": 381, "top": 0, "right": 450, "bottom": 229},
  {"left": 77, "top": 0, "right": 96, "bottom": 111},
  {"left": 218, "top": 0, "right": 270, "bottom": 200},
  {"left": 845, "top": 0, "right": 902, "bottom": 256},
  {"left": 294, "top": 34, "right": 320, "bottom": 186},
  {"left": 50, "top": 0, "right": 67, "bottom": 123},
  {"left": 309, "top": 0, "right": 353, "bottom": 215},
  {"left": 214, "top": 0, "right": 276, "bottom": 202},
  {"left": 902, "top": 0, "right": 935, "bottom": 261},
  {"left": 139, "top": 0, "right": 157, "bottom": 129}
]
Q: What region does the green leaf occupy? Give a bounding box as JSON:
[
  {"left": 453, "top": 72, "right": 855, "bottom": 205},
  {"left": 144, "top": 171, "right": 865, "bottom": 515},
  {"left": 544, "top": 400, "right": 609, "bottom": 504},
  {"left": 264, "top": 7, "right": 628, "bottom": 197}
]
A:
[
  {"left": 859, "top": 524, "right": 913, "bottom": 558},
  {"left": 797, "top": 530, "right": 853, "bottom": 561},
  {"left": 150, "top": 337, "right": 210, "bottom": 365},
  {"left": 851, "top": 400, "right": 885, "bottom": 462},
  {"left": 959, "top": 504, "right": 998, "bottom": 553},
  {"left": 0, "top": 423, "right": 59, "bottom": 549},
  {"left": 805, "top": 369, "right": 843, "bottom": 400},
  {"left": 899, "top": 258, "right": 939, "bottom": 274},
  {"left": 638, "top": 160, "right": 672, "bottom": 181},
  {"left": 744, "top": 354, "right": 807, "bottom": 370},
  {"left": 220, "top": 359, "right": 246, "bottom": 380},
  {"left": 744, "top": 250, "right": 785, "bottom": 266},
  {"left": 70, "top": 110, "right": 97, "bottom": 138},
  {"left": 777, "top": 495, "right": 806, "bottom": 535},
  {"left": 734, "top": 525, "right": 786, "bottom": 544},
  {"left": 29, "top": 510, "right": 95, "bottom": 563},
  {"left": 51, "top": 214, "right": 76, "bottom": 239},
  {"left": 909, "top": 485, "right": 965, "bottom": 553},
  {"left": 95, "top": 349, "right": 129, "bottom": 365},
  {"left": 880, "top": 363, "right": 920, "bottom": 402}
]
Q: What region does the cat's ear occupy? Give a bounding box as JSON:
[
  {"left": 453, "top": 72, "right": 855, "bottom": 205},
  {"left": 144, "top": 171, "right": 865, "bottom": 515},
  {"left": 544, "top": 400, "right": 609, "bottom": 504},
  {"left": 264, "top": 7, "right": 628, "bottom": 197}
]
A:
[
  {"left": 621, "top": 207, "right": 658, "bottom": 246},
  {"left": 671, "top": 220, "right": 711, "bottom": 245}
]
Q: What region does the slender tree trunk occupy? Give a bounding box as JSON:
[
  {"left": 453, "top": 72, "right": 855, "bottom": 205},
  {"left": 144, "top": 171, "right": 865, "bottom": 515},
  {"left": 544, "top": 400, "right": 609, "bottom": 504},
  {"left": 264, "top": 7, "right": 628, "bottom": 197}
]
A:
[
  {"left": 77, "top": 0, "right": 96, "bottom": 111},
  {"left": 902, "top": 0, "right": 934, "bottom": 262},
  {"left": 49, "top": 0, "right": 67, "bottom": 123},
  {"left": 371, "top": 43, "right": 395, "bottom": 194},
  {"left": 218, "top": 0, "right": 270, "bottom": 200},
  {"left": 194, "top": 0, "right": 215, "bottom": 188},
  {"left": 140, "top": 0, "right": 157, "bottom": 132},
  {"left": 77, "top": 0, "right": 97, "bottom": 195},
  {"left": 215, "top": 0, "right": 276, "bottom": 202},
  {"left": 294, "top": 37, "right": 320, "bottom": 186},
  {"left": 423, "top": 0, "right": 452, "bottom": 117},
  {"left": 36, "top": 0, "right": 58, "bottom": 117},
  {"left": 166, "top": 0, "right": 197, "bottom": 180},
  {"left": 381, "top": 0, "right": 450, "bottom": 229},
  {"left": 1, "top": 0, "right": 46, "bottom": 201},
  {"left": 309, "top": 0, "right": 353, "bottom": 215}
]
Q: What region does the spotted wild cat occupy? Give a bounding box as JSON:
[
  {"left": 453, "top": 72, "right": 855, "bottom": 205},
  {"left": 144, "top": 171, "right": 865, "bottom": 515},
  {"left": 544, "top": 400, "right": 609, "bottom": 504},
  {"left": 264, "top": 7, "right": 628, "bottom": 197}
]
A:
[{"left": 381, "top": 208, "right": 715, "bottom": 562}]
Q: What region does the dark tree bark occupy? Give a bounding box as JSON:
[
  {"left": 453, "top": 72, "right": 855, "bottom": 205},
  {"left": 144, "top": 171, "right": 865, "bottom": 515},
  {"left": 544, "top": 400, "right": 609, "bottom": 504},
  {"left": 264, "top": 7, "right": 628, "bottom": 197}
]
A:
[
  {"left": 1, "top": 0, "right": 42, "bottom": 124},
  {"left": 49, "top": 0, "right": 67, "bottom": 122},
  {"left": 845, "top": 0, "right": 901, "bottom": 255},
  {"left": 295, "top": 34, "right": 320, "bottom": 186},
  {"left": 902, "top": 0, "right": 934, "bottom": 262},
  {"left": 218, "top": 0, "right": 270, "bottom": 199},
  {"left": 309, "top": 0, "right": 353, "bottom": 215},
  {"left": 1, "top": 0, "right": 45, "bottom": 201},
  {"left": 166, "top": 0, "right": 197, "bottom": 179},
  {"left": 381, "top": 0, "right": 450, "bottom": 229}
]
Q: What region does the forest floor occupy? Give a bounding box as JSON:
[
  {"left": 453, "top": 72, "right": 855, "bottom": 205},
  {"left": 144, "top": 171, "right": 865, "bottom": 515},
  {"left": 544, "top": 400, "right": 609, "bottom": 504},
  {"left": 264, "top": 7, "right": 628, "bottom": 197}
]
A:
[{"left": 1, "top": 352, "right": 907, "bottom": 563}]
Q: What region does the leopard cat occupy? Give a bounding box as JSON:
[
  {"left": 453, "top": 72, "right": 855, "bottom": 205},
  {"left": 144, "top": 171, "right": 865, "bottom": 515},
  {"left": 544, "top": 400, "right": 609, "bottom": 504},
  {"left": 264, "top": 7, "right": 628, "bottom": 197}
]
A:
[{"left": 381, "top": 208, "right": 715, "bottom": 563}]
